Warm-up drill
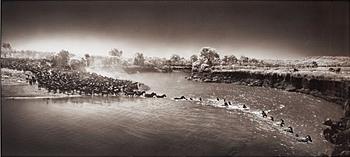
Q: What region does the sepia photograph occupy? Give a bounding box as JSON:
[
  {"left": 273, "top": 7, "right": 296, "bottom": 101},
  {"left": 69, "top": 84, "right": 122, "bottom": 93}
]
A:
[{"left": 1, "top": 1, "right": 349, "bottom": 156}]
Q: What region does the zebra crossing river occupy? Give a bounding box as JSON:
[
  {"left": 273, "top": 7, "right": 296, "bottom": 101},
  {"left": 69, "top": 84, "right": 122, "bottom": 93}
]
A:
[{"left": 1, "top": 72, "right": 343, "bottom": 156}]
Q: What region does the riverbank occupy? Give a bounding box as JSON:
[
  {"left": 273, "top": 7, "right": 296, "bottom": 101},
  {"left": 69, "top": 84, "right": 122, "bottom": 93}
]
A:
[
  {"left": 187, "top": 66, "right": 350, "bottom": 156},
  {"left": 188, "top": 67, "right": 350, "bottom": 105}
]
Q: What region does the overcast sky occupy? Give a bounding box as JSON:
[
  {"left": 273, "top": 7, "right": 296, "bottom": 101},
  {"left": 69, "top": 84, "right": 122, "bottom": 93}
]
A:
[{"left": 2, "top": 1, "right": 349, "bottom": 59}]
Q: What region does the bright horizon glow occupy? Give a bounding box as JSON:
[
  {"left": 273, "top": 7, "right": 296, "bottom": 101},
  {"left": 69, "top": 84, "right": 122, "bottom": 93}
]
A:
[
  {"left": 14, "top": 36, "right": 129, "bottom": 57},
  {"left": 11, "top": 35, "right": 199, "bottom": 59},
  {"left": 9, "top": 34, "right": 305, "bottom": 60}
]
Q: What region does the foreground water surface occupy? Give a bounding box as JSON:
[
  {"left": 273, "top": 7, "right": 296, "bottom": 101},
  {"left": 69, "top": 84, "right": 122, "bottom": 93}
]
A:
[{"left": 2, "top": 72, "right": 343, "bottom": 156}]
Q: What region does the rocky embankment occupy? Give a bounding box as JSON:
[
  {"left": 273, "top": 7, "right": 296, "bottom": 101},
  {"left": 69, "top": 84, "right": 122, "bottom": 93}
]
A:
[
  {"left": 188, "top": 68, "right": 349, "bottom": 105},
  {"left": 322, "top": 101, "right": 350, "bottom": 156}
]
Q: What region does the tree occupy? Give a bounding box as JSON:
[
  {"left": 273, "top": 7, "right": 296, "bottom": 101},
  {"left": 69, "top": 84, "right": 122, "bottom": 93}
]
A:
[
  {"left": 52, "top": 50, "right": 70, "bottom": 68},
  {"left": 311, "top": 61, "right": 318, "bottom": 68},
  {"left": 199, "top": 47, "right": 220, "bottom": 66},
  {"left": 70, "top": 59, "right": 85, "bottom": 71},
  {"left": 1, "top": 42, "right": 12, "bottom": 57},
  {"left": 249, "top": 58, "right": 259, "bottom": 64},
  {"left": 170, "top": 54, "right": 181, "bottom": 65},
  {"left": 108, "top": 48, "right": 123, "bottom": 64},
  {"left": 227, "top": 55, "right": 238, "bottom": 64},
  {"left": 222, "top": 56, "right": 228, "bottom": 64},
  {"left": 179, "top": 57, "right": 188, "bottom": 65},
  {"left": 84, "top": 53, "right": 91, "bottom": 66},
  {"left": 84, "top": 53, "right": 90, "bottom": 59},
  {"left": 190, "top": 55, "right": 198, "bottom": 63},
  {"left": 222, "top": 55, "right": 237, "bottom": 65},
  {"left": 134, "top": 53, "right": 145, "bottom": 66},
  {"left": 240, "top": 56, "right": 249, "bottom": 64},
  {"left": 108, "top": 48, "right": 123, "bottom": 57},
  {"left": 58, "top": 50, "right": 70, "bottom": 65},
  {"left": 2, "top": 42, "right": 12, "bottom": 49}
]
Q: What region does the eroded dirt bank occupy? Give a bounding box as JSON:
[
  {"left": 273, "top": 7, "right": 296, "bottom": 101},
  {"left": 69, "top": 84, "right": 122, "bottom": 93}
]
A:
[{"left": 189, "top": 69, "right": 349, "bottom": 105}]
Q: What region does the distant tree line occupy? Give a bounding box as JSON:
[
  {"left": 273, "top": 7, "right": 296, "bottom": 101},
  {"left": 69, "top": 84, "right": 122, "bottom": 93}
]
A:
[{"left": 4, "top": 42, "right": 349, "bottom": 73}]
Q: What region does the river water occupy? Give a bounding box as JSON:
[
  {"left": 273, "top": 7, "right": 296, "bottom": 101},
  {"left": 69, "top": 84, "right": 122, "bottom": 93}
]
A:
[{"left": 2, "top": 72, "right": 343, "bottom": 156}]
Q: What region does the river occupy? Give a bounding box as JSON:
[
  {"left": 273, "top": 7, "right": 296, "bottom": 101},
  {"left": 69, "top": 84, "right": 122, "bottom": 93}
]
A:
[{"left": 1, "top": 72, "right": 343, "bottom": 156}]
